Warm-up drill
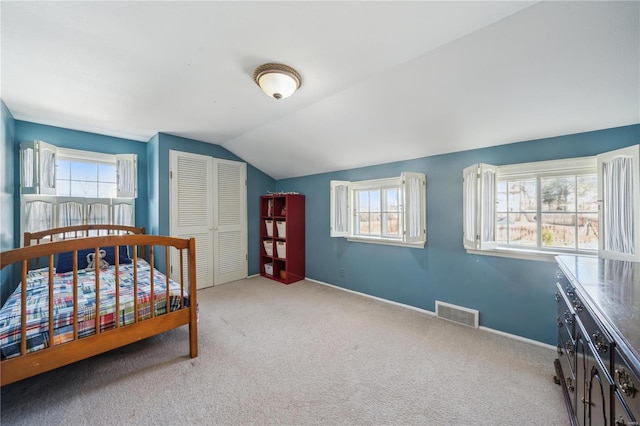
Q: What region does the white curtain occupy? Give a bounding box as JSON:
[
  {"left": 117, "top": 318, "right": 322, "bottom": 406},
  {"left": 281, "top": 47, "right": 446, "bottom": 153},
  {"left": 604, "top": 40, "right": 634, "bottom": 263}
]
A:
[
  {"left": 58, "top": 201, "right": 83, "bottom": 227},
  {"left": 481, "top": 169, "right": 496, "bottom": 242},
  {"left": 334, "top": 184, "right": 348, "bottom": 233},
  {"left": 114, "top": 203, "right": 133, "bottom": 226},
  {"left": 117, "top": 158, "right": 134, "bottom": 194},
  {"left": 87, "top": 203, "right": 110, "bottom": 224},
  {"left": 22, "top": 148, "right": 34, "bottom": 188},
  {"left": 25, "top": 200, "right": 53, "bottom": 232},
  {"left": 464, "top": 169, "right": 477, "bottom": 241},
  {"left": 603, "top": 157, "right": 634, "bottom": 254},
  {"left": 407, "top": 176, "right": 420, "bottom": 238},
  {"left": 40, "top": 148, "right": 56, "bottom": 190}
]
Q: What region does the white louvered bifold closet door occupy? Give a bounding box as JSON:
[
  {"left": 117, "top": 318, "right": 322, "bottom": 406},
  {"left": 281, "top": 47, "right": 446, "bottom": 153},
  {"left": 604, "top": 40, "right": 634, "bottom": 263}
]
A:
[
  {"left": 213, "top": 159, "right": 247, "bottom": 285},
  {"left": 170, "top": 151, "right": 214, "bottom": 289}
]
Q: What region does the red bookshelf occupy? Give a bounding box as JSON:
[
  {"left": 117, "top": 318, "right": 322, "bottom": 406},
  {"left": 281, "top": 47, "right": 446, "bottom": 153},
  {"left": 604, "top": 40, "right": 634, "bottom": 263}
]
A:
[{"left": 260, "top": 194, "right": 305, "bottom": 284}]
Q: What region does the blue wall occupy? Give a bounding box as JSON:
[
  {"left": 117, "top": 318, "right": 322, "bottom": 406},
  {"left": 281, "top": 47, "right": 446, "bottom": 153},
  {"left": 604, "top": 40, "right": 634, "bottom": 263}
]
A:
[
  {"left": 276, "top": 124, "right": 640, "bottom": 345},
  {"left": 4, "top": 113, "right": 638, "bottom": 344},
  {"left": 13, "top": 121, "right": 150, "bottom": 244},
  {"left": 1, "top": 102, "right": 16, "bottom": 304}
]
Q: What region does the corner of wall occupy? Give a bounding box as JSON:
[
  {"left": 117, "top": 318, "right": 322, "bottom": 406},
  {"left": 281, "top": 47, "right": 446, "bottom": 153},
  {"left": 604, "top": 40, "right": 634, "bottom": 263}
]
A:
[
  {"left": 1, "top": 100, "right": 16, "bottom": 304},
  {"left": 147, "top": 133, "right": 160, "bottom": 235}
]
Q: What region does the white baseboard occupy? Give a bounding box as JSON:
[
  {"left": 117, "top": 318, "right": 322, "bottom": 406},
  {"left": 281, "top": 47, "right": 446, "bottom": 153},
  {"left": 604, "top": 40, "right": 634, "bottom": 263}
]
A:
[{"left": 305, "top": 277, "right": 556, "bottom": 351}]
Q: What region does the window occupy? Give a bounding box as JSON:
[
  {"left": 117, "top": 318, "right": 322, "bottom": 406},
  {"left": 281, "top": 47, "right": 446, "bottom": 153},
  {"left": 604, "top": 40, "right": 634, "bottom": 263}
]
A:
[
  {"left": 56, "top": 156, "right": 117, "bottom": 198},
  {"left": 463, "top": 145, "right": 640, "bottom": 261},
  {"left": 20, "top": 141, "right": 137, "bottom": 240},
  {"left": 331, "top": 172, "right": 426, "bottom": 247}
]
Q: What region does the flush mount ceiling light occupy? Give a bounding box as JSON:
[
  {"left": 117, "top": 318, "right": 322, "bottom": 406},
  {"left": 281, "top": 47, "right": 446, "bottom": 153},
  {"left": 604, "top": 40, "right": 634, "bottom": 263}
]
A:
[{"left": 253, "top": 63, "right": 302, "bottom": 100}]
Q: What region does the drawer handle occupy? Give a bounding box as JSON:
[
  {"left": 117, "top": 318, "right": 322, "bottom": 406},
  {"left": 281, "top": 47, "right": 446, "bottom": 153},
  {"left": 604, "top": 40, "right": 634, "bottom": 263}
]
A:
[
  {"left": 615, "top": 368, "right": 637, "bottom": 398},
  {"left": 592, "top": 331, "right": 608, "bottom": 353},
  {"left": 566, "top": 341, "right": 575, "bottom": 356},
  {"left": 564, "top": 311, "right": 573, "bottom": 326},
  {"left": 573, "top": 300, "right": 583, "bottom": 312}
]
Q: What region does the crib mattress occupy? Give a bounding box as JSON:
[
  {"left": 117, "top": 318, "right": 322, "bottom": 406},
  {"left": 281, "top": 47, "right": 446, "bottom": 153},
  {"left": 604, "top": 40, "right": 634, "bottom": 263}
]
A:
[{"left": 0, "top": 259, "right": 189, "bottom": 359}]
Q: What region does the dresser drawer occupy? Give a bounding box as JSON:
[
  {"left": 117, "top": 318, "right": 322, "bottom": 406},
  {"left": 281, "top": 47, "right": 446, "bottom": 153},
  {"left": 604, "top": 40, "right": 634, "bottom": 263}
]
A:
[
  {"left": 558, "top": 318, "right": 577, "bottom": 400},
  {"left": 614, "top": 349, "right": 640, "bottom": 420},
  {"left": 614, "top": 390, "right": 637, "bottom": 425},
  {"left": 570, "top": 290, "right": 614, "bottom": 357},
  {"left": 556, "top": 283, "right": 576, "bottom": 340},
  {"left": 580, "top": 310, "right": 614, "bottom": 358}
]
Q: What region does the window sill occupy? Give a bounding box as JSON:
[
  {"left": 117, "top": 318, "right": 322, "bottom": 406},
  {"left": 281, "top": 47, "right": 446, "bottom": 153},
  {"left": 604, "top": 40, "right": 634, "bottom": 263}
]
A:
[
  {"left": 346, "top": 237, "right": 425, "bottom": 249},
  {"left": 465, "top": 247, "right": 598, "bottom": 262}
]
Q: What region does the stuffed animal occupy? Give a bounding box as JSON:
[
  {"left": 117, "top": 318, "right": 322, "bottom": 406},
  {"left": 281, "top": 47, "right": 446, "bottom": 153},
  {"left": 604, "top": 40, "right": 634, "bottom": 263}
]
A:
[{"left": 86, "top": 249, "right": 109, "bottom": 271}]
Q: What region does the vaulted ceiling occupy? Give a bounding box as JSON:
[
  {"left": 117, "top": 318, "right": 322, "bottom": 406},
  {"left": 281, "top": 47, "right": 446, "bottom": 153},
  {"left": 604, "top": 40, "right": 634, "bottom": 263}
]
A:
[{"left": 2, "top": 1, "right": 638, "bottom": 179}]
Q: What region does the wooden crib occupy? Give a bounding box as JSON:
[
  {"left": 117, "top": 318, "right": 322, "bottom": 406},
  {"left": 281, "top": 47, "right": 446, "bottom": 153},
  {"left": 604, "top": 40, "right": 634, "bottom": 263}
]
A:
[{"left": 0, "top": 224, "right": 197, "bottom": 386}]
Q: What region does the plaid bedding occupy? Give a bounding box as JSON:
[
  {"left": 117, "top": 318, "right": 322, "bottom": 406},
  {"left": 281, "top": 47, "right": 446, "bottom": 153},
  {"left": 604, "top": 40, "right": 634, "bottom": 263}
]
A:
[{"left": 0, "top": 259, "right": 190, "bottom": 360}]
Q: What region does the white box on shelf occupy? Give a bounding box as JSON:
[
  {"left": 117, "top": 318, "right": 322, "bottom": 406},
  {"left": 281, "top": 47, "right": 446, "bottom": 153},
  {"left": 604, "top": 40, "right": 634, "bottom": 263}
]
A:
[
  {"left": 263, "top": 239, "right": 273, "bottom": 256},
  {"left": 265, "top": 220, "right": 273, "bottom": 237},
  {"left": 276, "top": 241, "right": 286, "bottom": 259},
  {"left": 264, "top": 263, "right": 273, "bottom": 275},
  {"left": 276, "top": 221, "right": 286, "bottom": 238}
]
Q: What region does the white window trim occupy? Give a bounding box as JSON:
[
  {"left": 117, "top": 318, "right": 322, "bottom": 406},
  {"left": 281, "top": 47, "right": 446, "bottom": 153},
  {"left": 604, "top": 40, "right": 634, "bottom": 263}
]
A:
[
  {"left": 330, "top": 172, "right": 426, "bottom": 248},
  {"left": 57, "top": 147, "right": 116, "bottom": 164},
  {"left": 467, "top": 246, "right": 598, "bottom": 263},
  {"left": 463, "top": 148, "right": 640, "bottom": 262},
  {"left": 346, "top": 236, "right": 426, "bottom": 249}
]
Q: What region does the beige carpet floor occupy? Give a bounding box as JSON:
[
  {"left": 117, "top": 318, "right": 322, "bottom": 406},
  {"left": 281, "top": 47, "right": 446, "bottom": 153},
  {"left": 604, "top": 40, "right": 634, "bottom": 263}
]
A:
[{"left": 1, "top": 276, "right": 568, "bottom": 425}]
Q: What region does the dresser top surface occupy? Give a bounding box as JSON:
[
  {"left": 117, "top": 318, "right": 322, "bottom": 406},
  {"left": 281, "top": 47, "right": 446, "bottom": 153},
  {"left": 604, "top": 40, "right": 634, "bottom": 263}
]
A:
[{"left": 556, "top": 255, "right": 640, "bottom": 365}]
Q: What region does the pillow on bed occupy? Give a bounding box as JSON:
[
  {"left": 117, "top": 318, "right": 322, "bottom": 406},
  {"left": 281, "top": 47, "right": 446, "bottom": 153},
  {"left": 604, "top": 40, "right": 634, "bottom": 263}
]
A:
[
  {"left": 56, "top": 246, "right": 131, "bottom": 273},
  {"left": 56, "top": 248, "right": 92, "bottom": 273},
  {"left": 102, "top": 246, "right": 132, "bottom": 266}
]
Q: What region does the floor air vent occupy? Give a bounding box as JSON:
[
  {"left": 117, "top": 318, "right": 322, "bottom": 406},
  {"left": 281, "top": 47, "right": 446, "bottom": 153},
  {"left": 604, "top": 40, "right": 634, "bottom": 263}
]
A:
[{"left": 435, "top": 301, "right": 479, "bottom": 328}]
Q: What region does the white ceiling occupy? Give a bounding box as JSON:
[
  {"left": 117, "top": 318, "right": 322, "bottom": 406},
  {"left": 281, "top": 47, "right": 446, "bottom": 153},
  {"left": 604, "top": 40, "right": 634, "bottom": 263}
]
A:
[{"left": 2, "top": 1, "right": 638, "bottom": 179}]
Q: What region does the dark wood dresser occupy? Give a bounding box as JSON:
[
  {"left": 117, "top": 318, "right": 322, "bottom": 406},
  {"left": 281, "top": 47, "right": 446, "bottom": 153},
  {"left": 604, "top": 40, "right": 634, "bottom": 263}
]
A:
[{"left": 555, "top": 255, "right": 640, "bottom": 425}]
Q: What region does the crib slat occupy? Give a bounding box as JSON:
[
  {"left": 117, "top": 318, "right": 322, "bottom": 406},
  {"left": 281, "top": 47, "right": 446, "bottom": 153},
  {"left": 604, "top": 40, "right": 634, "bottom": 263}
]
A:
[
  {"left": 180, "top": 249, "right": 185, "bottom": 309},
  {"left": 133, "top": 245, "right": 138, "bottom": 323},
  {"left": 73, "top": 251, "right": 79, "bottom": 340},
  {"left": 48, "top": 255, "right": 54, "bottom": 349},
  {"left": 150, "top": 245, "right": 155, "bottom": 319},
  {"left": 115, "top": 246, "right": 120, "bottom": 328},
  {"left": 165, "top": 246, "right": 170, "bottom": 315},
  {"left": 94, "top": 247, "right": 100, "bottom": 335},
  {"left": 20, "top": 260, "right": 27, "bottom": 356}
]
